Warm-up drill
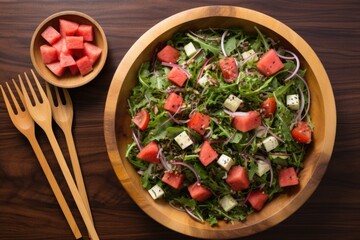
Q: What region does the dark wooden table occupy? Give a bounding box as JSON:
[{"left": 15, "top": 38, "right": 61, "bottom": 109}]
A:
[{"left": 0, "top": 0, "right": 359, "bottom": 239}]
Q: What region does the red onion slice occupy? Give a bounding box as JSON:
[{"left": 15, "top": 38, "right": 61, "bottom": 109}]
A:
[
  {"left": 223, "top": 108, "right": 250, "bottom": 117},
  {"left": 131, "top": 129, "right": 143, "bottom": 151},
  {"left": 158, "top": 148, "right": 172, "bottom": 171},
  {"left": 171, "top": 161, "right": 201, "bottom": 183},
  {"left": 221, "top": 30, "right": 229, "bottom": 57},
  {"left": 196, "top": 56, "right": 213, "bottom": 83},
  {"left": 184, "top": 207, "right": 204, "bottom": 223},
  {"left": 277, "top": 50, "right": 300, "bottom": 81}
]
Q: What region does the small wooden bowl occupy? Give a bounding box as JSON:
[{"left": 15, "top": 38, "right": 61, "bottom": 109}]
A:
[
  {"left": 30, "top": 11, "right": 108, "bottom": 88},
  {"left": 104, "top": 6, "right": 336, "bottom": 239}
]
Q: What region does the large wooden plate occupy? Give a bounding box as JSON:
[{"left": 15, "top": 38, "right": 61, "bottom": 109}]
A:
[{"left": 104, "top": 6, "right": 336, "bottom": 239}]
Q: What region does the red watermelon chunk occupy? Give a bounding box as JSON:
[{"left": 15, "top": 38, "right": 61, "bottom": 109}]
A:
[
  {"left": 40, "top": 45, "right": 58, "bottom": 64},
  {"left": 65, "top": 36, "right": 84, "bottom": 49},
  {"left": 232, "top": 111, "right": 262, "bottom": 133},
  {"left": 162, "top": 172, "right": 184, "bottom": 190},
  {"left": 167, "top": 67, "right": 188, "bottom": 87},
  {"left": 68, "top": 64, "right": 79, "bottom": 75},
  {"left": 41, "top": 26, "right": 61, "bottom": 45},
  {"left": 76, "top": 24, "right": 93, "bottom": 41},
  {"left": 278, "top": 167, "right": 299, "bottom": 187},
  {"left": 83, "top": 42, "right": 102, "bottom": 64},
  {"left": 226, "top": 165, "right": 250, "bottom": 191},
  {"left": 59, "top": 52, "right": 76, "bottom": 67},
  {"left": 136, "top": 141, "right": 160, "bottom": 163},
  {"left": 59, "top": 19, "right": 79, "bottom": 37},
  {"left": 187, "top": 112, "right": 210, "bottom": 135},
  {"left": 219, "top": 57, "right": 239, "bottom": 82},
  {"left": 157, "top": 45, "right": 180, "bottom": 63},
  {"left": 164, "top": 92, "right": 183, "bottom": 114},
  {"left": 76, "top": 56, "right": 93, "bottom": 76},
  {"left": 52, "top": 38, "right": 64, "bottom": 57},
  {"left": 46, "top": 62, "right": 66, "bottom": 77},
  {"left": 248, "top": 190, "right": 269, "bottom": 211},
  {"left": 188, "top": 183, "right": 212, "bottom": 202},
  {"left": 256, "top": 49, "right": 284, "bottom": 76},
  {"left": 71, "top": 49, "right": 85, "bottom": 60},
  {"left": 199, "top": 141, "right": 218, "bottom": 166}
]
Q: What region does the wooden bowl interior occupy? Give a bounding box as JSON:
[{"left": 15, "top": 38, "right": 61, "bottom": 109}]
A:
[
  {"left": 105, "top": 7, "right": 336, "bottom": 239},
  {"left": 30, "top": 11, "right": 108, "bottom": 88}
]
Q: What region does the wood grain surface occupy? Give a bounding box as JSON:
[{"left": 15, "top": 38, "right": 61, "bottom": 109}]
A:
[{"left": 0, "top": 0, "right": 359, "bottom": 239}]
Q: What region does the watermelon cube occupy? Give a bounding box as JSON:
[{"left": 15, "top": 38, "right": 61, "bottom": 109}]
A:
[
  {"left": 65, "top": 36, "right": 84, "bottom": 49},
  {"left": 69, "top": 64, "right": 79, "bottom": 75},
  {"left": 40, "top": 45, "right": 58, "bottom": 64},
  {"left": 41, "top": 26, "right": 61, "bottom": 45},
  {"left": 187, "top": 112, "right": 210, "bottom": 135},
  {"left": 278, "top": 167, "right": 299, "bottom": 187},
  {"left": 199, "top": 141, "right": 218, "bottom": 166},
  {"left": 219, "top": 57, "right": 239, "bottom": 81},
  {"left": 83, "top": 42, "right": 102, "bottom": 64},
  {"left": 247, "top": 190, "right": 269, "bottom": 211},
  {"left": 70, "top": 49, "right": 85, "bottom": 60},
  {"left": 59, "top": 52, "right": 76, "bottom": 67},
  {"left": 59, "top": 19, "right": 79, "bottom": 37},
  {"left": 76, "top": 24, "right": 93, "bottom": 41},
  {"left": 226, "top": 165, "right": 250, "bottom": 191},
  {"left": 167, "top": 67, "right": 188, "bottom": 87},
  {"left": 164, "top": 92, "right": 183, "bottom": 114},
  {"left": 162, "top": 172, "right": 184, "bottom": 190},
  {"left": 188, "top": 183, "right": 212, "bottom": 202},
  {"left": 256, "top": 49, "right": 284, "bottom": 76},
  {"left": 76, "top": 55, "right": 93, "bottom": 76},
  {"left": 232, "top": 111, "right": 262, "bottom": 133},
  {"left": 46, "top": 62, "right": 66, "bottom": 77},
  {"left": 136, "top": 141, "right": 160, "bottom": 163},
  {"left": 157, "top": 45, "right": 180, "bottom": 63},
  {"left": 52, "top": 38, "right": 64, "bottom": 56}
]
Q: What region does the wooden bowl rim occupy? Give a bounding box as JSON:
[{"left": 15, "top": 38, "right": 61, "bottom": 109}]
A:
[
  {"left": 30, "top": 10, "right": 108, "bottom": 88},
  {"left": 104, "top": 6, "right": 336, "bottom": 239}
]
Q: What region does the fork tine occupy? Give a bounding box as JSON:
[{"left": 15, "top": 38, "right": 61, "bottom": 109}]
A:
[
  {"left": 11, "top": 79, "right": 27, "bottom": 111},
  {"left": 1, "top": 80, "right": 25, "bottom": 116},
  {"left": 31, "top": 69, "right": 48, "bottom": 101},
  {"left": 45, "top": 82, "right": 56, "bottom": 107},
  {"left": 23, "top": 73, "right": 39, "bottom": 105},
  {"left": 62, "top": 88, "right": 73, "bottom": 107},
  {"left": 0, "top": 84, "right": 13, "bottom": 115}
]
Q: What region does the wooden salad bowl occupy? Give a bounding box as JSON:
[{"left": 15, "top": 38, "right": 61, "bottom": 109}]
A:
[{"left": 104, "top": 6, "right": 336, "bottom": 239}]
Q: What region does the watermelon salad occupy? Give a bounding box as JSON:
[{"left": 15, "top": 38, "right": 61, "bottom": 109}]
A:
[
  {"left": 40, "top": 19, "right": 102, "bottom": 77},
  {"left": 126, "top": 27, "right": 313, "bottom": 225}
]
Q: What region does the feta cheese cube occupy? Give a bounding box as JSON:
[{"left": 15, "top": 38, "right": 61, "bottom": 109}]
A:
[
  {"left": 286, "top": 94, "right": 300, "bottom": 110},
  {"left": 256, "top": 160, "right": 270, "bottom": 177},
  {"left": 217, "top": 154, "right": 235, "bottom": 171},
  {"left": 241, "top": 49, "right": 258, "bottom": 62},
  {"left": 262, "top": 136, "right": 279, "bottom": 152},
  {"left": 219, "top": 195, "right": 238, "bottom": 212},
  {"left": 148, "top": 185, "right": 164, "bottom": 200},
  {"left": 174, "top": 131, "right": 193, "bottom": 149},
  {"left": 197, "top": 74, "right": 208, "bottom": 87},
  {"left": 184, "top": 42, "right": 197, "bottom": 57},
  {"left": 223, "top": 94, "right": 243, "bottom": 112}
]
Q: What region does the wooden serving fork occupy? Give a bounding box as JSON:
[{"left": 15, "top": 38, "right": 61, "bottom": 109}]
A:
[
  {"left": 0, "top": 80, "right": 82, "bottom": 239},
  {"left": 18, "top": 69, "right": 99, "bottom": 240},
  {"left": 45, "top": 83, "right": 94, "bottom": 228}
]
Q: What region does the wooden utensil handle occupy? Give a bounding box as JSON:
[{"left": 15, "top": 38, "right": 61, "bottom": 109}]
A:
[
  {"left": 46, "top": 130, "right": 99, "bottom": 240},
  {"left": 64, "top": 128, "right": 94, "bottom": 222},
  {"left": 28, "top": 135, "right": 82, "bottom": 239}
]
